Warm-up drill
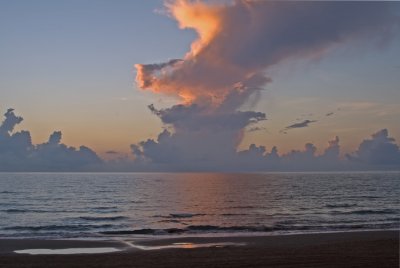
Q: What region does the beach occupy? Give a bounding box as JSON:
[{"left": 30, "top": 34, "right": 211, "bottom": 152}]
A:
[{"left": 0, "top": 231, "right": 398, "bottom": 268}]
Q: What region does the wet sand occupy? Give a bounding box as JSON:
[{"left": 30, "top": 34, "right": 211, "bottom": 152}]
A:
[{"left": 0, "top": 231, "right": 398, "bottom": 268}]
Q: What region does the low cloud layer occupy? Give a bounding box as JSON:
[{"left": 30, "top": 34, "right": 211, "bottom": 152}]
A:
[
  {"left": 130, "top": 104, "right": 266, "bottom": 171},
  {"left": 128, "top": 125, "right": 400, "bottom": 172},
  {"left": 0, "top": 109, "right": 102, "bottom": 171},
  {"left": 347, "top": 129, "right": 400, "bottom": 167},
  {"left": 0, "top": 108, "right": 399, "bottom": 171}
]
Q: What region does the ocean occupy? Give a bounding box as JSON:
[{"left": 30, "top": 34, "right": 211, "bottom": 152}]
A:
[{"left": 0, "top": 172, "right": 399, "bottom": 238}]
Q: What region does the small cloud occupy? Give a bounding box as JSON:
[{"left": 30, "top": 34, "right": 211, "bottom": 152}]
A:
[
  {"left": 247, "top": 126, "right": 266, "bottom": 132},
  {"left": 105, "top": 150, "right": 119, "bottom": 154},
  {"left": 284, "top": 119, "right": 317, "bottom": 130},
  {"left": 0, "top": 108, "right": 23, "bottom": 135}
]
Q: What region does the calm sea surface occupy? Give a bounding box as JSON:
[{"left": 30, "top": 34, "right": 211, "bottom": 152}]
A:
[{"left": 0, "top": 172, "right": 399, "bottom": 238}]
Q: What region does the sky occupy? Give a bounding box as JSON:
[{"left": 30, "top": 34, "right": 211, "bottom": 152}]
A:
[{"left": 1, "top": 0, "right": 399, "bottom": 171}]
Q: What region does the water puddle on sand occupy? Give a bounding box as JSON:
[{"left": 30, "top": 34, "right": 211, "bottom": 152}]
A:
[
  {"left": 123, "top": 241, "right": 246, "bottom": 250},
  {"left": 14, "top": 242, "right": 246, "bottom": 255},
  {"left": 14, "top": 247, "right": 121, "bottom": 255}
]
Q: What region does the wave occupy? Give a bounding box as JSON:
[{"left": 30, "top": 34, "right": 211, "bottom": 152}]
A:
[
  {"left": 1, "top": 209, "right": 76, "bottom": 213},
  {"left": 130, "top": 200, "right": 145, "bottom": 204},
  {"left": 101, "top": 222, "right": 398, "bottom": 236},
  {"left": 90, "top": 206, "right": 120, "bottom": 213},
  {"left": 169, "top": 213, "right": 206, "bottom": 218},
  {"left": 3, "top": 224, "right": 114, "bottom": 232},
  {"left": 154, "top": 213, "right": 206, "bottom": 219},
  {"left": 227, "top": 206, "right": 256, "bottom": 209},
  {"left": 100, "top": 225, "right": 267, "bottom": 235},
  {"left": 157, "top": 219, "right": 182, "bottom": 223},
  {"left": 349, "top": 195, "right": 381, "bottom": 200},
  {"left": 325, "top": 203, "right": 357, "bottom": 208},
  {"left": 221, "top": 213, "right": 250, "bottom": 216},
  {"left": 2, "top": 209, "right": 49, "bottom": 213},
  {"left": 79, "top": 216, "right": 127, "bottom": 221},
  {"left": 331, "top": 209, "right": 398, "bottom": 215},
  {"left": 91, "top": 206, "right": 119, "bottom": 210}
]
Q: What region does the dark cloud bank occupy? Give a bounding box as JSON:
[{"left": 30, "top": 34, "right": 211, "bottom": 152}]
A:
[
  {"left": 0, "top": 109, "right": 102, "bottom": 171},
  {"left": 1, "top": 108, "right": 399, "bottom": 172}
]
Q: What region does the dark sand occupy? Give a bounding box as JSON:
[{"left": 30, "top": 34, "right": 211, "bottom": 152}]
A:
[{"left": 0, "top": 231, "right": 398, "bottom": 268}]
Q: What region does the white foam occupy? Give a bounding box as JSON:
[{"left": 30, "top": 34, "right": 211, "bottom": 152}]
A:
[{"left": 14, "top": 247, "right": 121, "bottom": 255}]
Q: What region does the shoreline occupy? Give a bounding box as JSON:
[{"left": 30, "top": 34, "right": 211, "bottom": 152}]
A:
[
  {"left": 0, "top": 230, "right": 398, "bottom": 267},
  {"left": 2, "top": 227, "right": 398, "bottom": 240}
]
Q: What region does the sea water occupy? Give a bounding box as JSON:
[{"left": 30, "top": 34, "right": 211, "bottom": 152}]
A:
[{"left": 0, "top": 172, "right": 399, "bottom": 238}]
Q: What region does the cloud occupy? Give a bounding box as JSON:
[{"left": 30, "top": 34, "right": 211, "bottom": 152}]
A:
[
  {"left": 236, "top": 131, "right": 394, "bottom": 172},
  {"left": 247, "top": 126, "right": 266, "bottom": 133},
  {"left": 48, "top": 131, "right": 62, "bottom": 145},
  {"left": 280, "top": 119, "right": 317, "bottom": 134},
  {"left": 131, "top": 104, "right": 266, "bottom": 171},
  {"left": 147, "top": 103, "right": 265, "bottom": 131},
  {"left": 135, "top": 59, "right": 183, "bottom": 94},
  {"left": 130, "top": 0, "right": 399, "bottom": 171},
  {"left": 0, "top": 109, "right": 102, "bottom": 171},
  {"left": 105, "top": 150, "right": 119, "bottom": 154},
  {"left": 322, "top": 136, "right": 340, "bottom": 161},
  {"left": 1, "top": 108, "right": 398, "bottom": 171},
  {"left": 136, "top": 1, "right": 398, "bottom": 105},
  {"left": 2, "top": 2, "right": 399, "bottom": 172},
  {"left": 234, "top": 135, "right": 344, "bottom": 171},
  {"left": 0, "top": 108, "right": 23, "bottom": 136},
  {"left": 347, "top": 129, "right": 400, "bottom": 167},
  {"left": 275, "top": 136, "right": 344, "bottom": 171}
]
